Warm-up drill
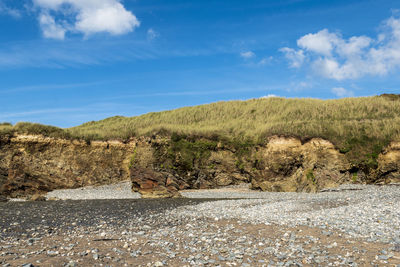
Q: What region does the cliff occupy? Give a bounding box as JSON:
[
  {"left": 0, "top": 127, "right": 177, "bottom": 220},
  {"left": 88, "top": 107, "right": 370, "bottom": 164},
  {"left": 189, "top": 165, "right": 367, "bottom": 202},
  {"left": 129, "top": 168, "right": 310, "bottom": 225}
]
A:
[
  {"left": 0, "top": 134, "right": 399, "bottom": 199},
  {"left": 0, "top": 134, "right": 135, "bottom": 198}
]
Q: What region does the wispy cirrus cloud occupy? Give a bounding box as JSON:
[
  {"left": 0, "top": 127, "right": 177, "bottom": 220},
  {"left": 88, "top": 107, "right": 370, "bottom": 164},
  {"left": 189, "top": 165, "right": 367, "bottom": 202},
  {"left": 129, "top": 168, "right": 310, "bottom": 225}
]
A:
[
  {"left": 0, "top": 38, "right": 162, "bottom": 68},
  {"left": 0, "top": 80, "right": 108, "bottom": 94},
  {"left": 147, "top": 28, "right": 159, "bottom": 41},
  {"left": 105, "top": 85, "right": 282, "bottom": 101},
  {"left": 0, "top": 2, "right": 22, "bottom": 18},
  {"left": 331, "top": 87, "right": 354, "bottom": 97},
  {"left": 281, "top": 15, "right": 400, "bottom": 80},
  {"left": 0, "top": 102, "right": 149, "bottom": 126},
  {"left": 0, "top": 107, "right": 86, "bottom": 119},
  {"left": 0, "top": 36, "right": 248, "bottom": 69},
  {"left": 240, "top": 51, "right": 255, "bottom": 59}
]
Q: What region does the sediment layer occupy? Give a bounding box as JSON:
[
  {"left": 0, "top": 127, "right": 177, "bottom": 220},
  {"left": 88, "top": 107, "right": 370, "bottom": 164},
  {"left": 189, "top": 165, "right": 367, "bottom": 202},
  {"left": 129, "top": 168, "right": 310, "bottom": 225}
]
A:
[{"left": 0, "top": 134, "right": 399, "bottom": 198}]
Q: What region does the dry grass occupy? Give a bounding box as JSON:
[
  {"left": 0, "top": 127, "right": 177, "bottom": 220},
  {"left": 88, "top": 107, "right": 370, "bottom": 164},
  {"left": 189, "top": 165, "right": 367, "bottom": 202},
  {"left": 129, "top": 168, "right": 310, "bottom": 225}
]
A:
[
  {"left": 2, "top": 95, "right": 400, "bottom": 168},
  {"left": 68, "top": 95, "right": 400, "bottom": 168},
  {"left": 69, "top": 95, "right": 400, "bottom": 144}
]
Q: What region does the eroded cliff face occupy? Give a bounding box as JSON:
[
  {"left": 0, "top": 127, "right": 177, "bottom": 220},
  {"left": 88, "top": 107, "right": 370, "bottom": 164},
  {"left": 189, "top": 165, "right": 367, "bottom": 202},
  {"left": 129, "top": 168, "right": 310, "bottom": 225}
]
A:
[
  {"left": 128, "top": 136, "right": 353, "bottom": 196},
  {"left": 0, "top": 135, "right": 135, "bottom": 198},
  {"left": 376, "top": 142, "right": 400, "bottom": 184},
  {"left": 129, "top": 136, "right": 400, "bottom": 197},
  {"left": 250, "top": 137, "right": 352, "bottom": 192},
  {"left": 0, "top": 134, "right": 399, "bottom": 198}
]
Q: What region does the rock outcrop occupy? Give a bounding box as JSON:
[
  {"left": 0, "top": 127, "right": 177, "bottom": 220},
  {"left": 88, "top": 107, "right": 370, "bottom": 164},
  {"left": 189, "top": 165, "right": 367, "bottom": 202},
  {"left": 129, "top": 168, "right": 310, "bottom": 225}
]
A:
[
  {"left": 130, "top": 167, "right": 182, "bottom": 198},
  {"left": 0, "top": 134, "right": 399, "bottom": 198},
  {"left": 0, "top": 135, "right": 135, "bottom": 198},
  {"left": 250, "top": 137, "right": 352, "bottom": 192},
  {"left": 375, "top": 141, "right": 400, "bottom": 184}
]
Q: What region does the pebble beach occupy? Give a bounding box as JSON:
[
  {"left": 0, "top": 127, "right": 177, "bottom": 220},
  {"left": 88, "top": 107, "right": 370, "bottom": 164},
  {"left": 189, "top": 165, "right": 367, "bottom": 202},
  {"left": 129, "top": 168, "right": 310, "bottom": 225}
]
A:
[{"left": 1, "top": 182, "right": 399, "bottom": 266}]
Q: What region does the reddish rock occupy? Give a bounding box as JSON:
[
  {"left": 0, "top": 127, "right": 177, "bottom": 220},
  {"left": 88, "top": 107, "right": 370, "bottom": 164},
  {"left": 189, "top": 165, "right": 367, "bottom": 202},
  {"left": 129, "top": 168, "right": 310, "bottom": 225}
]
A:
[{"left": 130, "top": 167, "right": 182, "bottom": 198}]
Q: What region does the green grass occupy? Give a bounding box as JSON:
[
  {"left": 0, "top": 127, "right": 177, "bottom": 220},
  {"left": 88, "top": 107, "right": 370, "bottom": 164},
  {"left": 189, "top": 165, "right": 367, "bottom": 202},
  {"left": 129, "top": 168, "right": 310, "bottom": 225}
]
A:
[
  {"left": 306, "top": 169, "right": 316, "bottom": 185},
  {"left": 2, "top": 95, "right": 400, "bottom": 170}
]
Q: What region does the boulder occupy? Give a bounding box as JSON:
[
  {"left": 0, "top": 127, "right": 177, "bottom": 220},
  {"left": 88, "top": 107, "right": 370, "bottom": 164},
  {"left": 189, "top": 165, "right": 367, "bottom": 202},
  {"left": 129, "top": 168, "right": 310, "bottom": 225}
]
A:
[
  {"left": 30, "top": 194, "right": 46, "bottom": 201},
  {"left": 215, "top": 173, "right": 233, "bottom": 186},
  {"left": 130, "top": 167, "right": 182, "bottom": 198}
]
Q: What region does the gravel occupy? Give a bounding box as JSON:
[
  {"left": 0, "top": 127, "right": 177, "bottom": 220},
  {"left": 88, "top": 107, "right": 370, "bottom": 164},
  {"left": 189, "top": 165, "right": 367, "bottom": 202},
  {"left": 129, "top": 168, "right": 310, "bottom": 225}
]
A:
[
  {"left": 174, "top": 184, "right": 400, "bottom": 244},
  {"left": 44, "top": 182, "right": 400, "bottom": 244},
  {"left": 46, "top": 181, "right": 140, "bottom": 200},
  {"left": 1, "top": 183, "right": 399, "bottom": 266}
]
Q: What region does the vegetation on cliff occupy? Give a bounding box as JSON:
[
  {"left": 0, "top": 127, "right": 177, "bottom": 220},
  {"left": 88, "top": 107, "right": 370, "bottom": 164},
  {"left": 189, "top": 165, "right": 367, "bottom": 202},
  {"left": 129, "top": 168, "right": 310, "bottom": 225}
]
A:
[
  {"left": 0, "top": 122, "right": 70, "bottom": 139},
  {"left": 1, "top": 95, "right": 400, "bottom": 171},
  {"left": 69, "top": 95, "right": 400, "bottom": 170}
]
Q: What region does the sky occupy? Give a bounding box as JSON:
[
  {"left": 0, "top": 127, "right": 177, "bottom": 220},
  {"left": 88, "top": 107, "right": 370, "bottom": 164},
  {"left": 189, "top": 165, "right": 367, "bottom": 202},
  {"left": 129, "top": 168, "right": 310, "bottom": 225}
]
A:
[{"left": 1, "top": 0, "right": 400, "bottom": 127}]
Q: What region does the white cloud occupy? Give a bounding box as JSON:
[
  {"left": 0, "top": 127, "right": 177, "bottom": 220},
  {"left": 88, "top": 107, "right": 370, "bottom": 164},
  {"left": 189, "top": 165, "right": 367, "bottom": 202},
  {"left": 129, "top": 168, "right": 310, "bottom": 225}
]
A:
[
  {"left": 337, "top": 36, "right": 371, "bottom": 57},
  {"left": 285, "top": 80, "right": 313, "bottom": 93},
  {"left": 147, "top": 28, "right": 159, "bottom": 40},
  {"left": 281, "top": 16, "right": 400, "bottom": 80},
  {"left": 279, "top": 47, "right": 305, "bottom": 68},
  {"left": 331, "top": 87, "right": 354, "bottom": 98},
  {"left": 39, "top": 12, "right": 66, "bottom": 40},
  {"left": 0, "top": 2, "right": 21, "bottom": 18},
  {"left": 297, "top": 29, "right": 339, "bottom": 56},
  {"left": 33, "top": 0, "right": 140, "bottom": 39},
  {"left": 261, "top": 94, "right": 279, "bottom": 98},
  {"left": 240, "top": 51, "right": 255, "bottom": 59},
  {"left": 258, "top": 56, "right": 273, "bottom": 66}
]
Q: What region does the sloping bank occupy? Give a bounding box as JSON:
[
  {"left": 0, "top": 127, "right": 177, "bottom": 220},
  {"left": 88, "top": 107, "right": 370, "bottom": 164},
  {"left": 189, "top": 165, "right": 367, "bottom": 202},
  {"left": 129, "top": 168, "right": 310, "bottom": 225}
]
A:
[{"left": 0, "top": 133, "right": 399, "bottom": 199}]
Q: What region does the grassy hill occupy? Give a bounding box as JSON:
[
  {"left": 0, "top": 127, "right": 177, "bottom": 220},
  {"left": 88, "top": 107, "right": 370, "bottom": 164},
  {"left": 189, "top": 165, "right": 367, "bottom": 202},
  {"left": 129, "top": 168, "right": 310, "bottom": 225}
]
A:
[
  {"left": 1, "top": 95, "right": 400, "bottom": 169},
  {"left": 70, "top": 95, "right": 400, "bottom": 143}
]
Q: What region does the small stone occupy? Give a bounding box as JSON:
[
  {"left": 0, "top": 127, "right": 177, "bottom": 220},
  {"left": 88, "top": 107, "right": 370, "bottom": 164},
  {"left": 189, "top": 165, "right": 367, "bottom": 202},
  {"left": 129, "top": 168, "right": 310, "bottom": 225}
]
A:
[
  {"left": 322, "top": 230, "right": 332, "bottom": 236},
  {"left": 392, "top": 244, "right": 400, "bottom": 252},
  {"left": 142, "top": 225, "right": 152, "bottom": 230},
  {"left": 378, "top": 255, "right": 389, "bottom": 260},
  {"left": 130, "top": 250, "right": 141, "bottom": 257},
  {"left": 65, "top": 261, "right": 77, "bottom": 267},
  {"left": 47, "top": 251, "right": 59, "bottom": 256},
  {"left": 154, "top": 261, "right": 164, "bottom": 267}
]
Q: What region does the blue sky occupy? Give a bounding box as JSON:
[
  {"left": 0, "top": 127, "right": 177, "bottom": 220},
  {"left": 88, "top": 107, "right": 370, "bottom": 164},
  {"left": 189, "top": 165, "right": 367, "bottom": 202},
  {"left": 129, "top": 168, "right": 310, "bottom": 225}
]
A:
[{"left": 1, "top": 0, "right": 400, "bottom": 127}]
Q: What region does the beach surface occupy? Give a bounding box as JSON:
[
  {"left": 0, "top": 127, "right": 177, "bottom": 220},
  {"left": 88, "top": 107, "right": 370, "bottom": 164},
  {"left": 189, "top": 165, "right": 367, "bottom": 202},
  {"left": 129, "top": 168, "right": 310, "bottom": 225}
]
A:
[{"left": 1, "top": 183, "right": 400, "bottom": 266}]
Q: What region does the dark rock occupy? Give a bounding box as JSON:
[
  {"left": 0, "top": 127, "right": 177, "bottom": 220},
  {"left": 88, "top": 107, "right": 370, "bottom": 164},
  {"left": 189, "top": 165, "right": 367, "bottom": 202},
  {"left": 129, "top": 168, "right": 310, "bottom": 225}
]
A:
[
  {"left": 0, "top": 167, "right": 7, "bottom": 192},
  {"left": 30, "top": 194, "right": 46, "bottom": 201},
  {"left": 130, "top": 167, "right": 181, "bottom": 198},
  {"left": 0, "top": 195, "right": 7, "bottom": 202}
]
